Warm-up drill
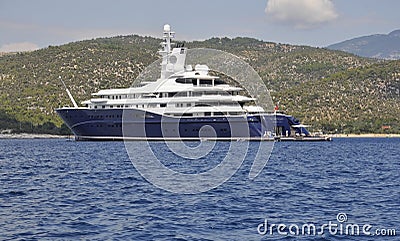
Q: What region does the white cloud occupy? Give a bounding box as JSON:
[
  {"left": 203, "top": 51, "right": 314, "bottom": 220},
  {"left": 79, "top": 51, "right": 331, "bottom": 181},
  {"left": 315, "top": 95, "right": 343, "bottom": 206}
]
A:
[
  {"left": 0, "top": 42, "right": 39, "bottom": 52},
  {"left": 265, "top": 0, "right": 338, "bottom": 29}
]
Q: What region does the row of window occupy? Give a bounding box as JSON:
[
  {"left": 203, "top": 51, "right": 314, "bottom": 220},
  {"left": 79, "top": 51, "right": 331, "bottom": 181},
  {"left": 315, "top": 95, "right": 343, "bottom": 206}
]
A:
[
  {"left": 91, "top": 105, "right": 124, "bottom": 109},
  {"left": 89, "top": 124, "right": 122, "bottom": 128},
  {"left": 175, "top": 78, "right": 227, "bottom": 86},
  {"left": 168, "top": 112, "right": 242, "bottom": 117},
  {"left": 87, "top": 124, "right": 230, "bottom": 133},
  {"left": 88, "top": 114, "right": 123, "bottom": 119},
  {"left": 97, "top": 91, "right": 240, "bottom": 100},
  {"left": 90, "top": 102, "right": 240, "bottom": 109},
  {"left": 164, "top": 128, "right": 229, "bottom": 132}
]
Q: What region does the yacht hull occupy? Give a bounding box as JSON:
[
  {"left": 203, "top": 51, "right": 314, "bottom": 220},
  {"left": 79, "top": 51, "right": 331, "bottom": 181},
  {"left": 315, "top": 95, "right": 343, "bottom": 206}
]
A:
[{"left": 56, "top": 108, "right": 311, "bottom": 141}]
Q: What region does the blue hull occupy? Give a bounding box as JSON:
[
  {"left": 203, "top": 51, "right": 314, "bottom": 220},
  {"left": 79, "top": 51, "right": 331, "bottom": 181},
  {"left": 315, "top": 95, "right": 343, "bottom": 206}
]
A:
[{"left": 56, "top": 108, "right": 309, "bottom": 141}]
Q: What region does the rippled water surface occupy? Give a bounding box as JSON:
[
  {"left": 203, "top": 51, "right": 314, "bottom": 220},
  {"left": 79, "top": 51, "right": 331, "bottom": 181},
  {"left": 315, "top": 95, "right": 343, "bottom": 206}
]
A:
[{"left": 0, "top": 138, "right": 399, "bottom": 240}]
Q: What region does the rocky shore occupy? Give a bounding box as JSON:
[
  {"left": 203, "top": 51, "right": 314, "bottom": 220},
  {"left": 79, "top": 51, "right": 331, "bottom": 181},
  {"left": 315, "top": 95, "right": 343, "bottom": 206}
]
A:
[
  {"left": 331, "top": 134, "right": 400, "bottom": 138},
  {"left": 0, "top": 133, "right": 73, "bottom": 139}
]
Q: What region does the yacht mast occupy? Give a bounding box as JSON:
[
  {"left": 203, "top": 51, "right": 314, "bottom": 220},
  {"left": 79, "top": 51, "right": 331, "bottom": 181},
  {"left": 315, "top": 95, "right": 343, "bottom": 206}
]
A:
[
  {"left": 158, "top": 24, "right": 186, "bottom": 80},
  {"left": 159, "top": 24, "right": 174, "bottom": 80}
]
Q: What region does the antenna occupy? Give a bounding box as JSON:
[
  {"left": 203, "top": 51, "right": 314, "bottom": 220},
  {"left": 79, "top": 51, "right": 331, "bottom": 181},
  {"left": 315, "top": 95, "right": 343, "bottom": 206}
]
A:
[
  {"left": 162, "top": 24, "right": 174, "bottom": 55},
  {"left": 59, "top": 76, "right": 78, "bottom": 108}
]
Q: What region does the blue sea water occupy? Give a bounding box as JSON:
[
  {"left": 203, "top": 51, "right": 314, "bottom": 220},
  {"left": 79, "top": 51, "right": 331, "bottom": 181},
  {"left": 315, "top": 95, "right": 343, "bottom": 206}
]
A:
[{"left": 0, "top": 138, "right": 399, "bottom": 240}]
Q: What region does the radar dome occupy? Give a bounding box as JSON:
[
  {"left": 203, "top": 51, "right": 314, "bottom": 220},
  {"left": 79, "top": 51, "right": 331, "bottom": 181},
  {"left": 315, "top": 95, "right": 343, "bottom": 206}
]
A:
[{"left": 163, "top": 24, "right": 171, "bottom": 32}]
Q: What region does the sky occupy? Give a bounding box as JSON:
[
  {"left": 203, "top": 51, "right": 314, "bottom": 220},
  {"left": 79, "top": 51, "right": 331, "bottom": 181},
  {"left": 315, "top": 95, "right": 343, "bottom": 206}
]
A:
[{"left": 0, "top": 0, "right": 399, "bottom": 52}]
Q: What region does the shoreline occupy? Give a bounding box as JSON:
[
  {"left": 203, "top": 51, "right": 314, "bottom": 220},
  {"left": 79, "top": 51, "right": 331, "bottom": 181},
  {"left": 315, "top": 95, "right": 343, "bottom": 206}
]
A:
[
  {"left": 1, "top": 133, "right": 399, "bottom": 140},
  {"left": 0, "top": 133, "right": 73, "bottom": 139},
  {"left": 330, "top": 134, "right": 400, "bottom": 138}
]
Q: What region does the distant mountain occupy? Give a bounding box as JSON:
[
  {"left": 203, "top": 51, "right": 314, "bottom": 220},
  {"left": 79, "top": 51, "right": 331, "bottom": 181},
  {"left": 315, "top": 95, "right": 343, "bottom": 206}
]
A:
[{"left": 328, "top": 30, "right": 400, "bottom": 60}]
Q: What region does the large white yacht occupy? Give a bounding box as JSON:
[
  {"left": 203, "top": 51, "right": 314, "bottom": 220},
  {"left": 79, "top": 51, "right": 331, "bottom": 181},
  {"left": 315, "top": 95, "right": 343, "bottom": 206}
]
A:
[{"left": 56, "top": 24, "right": 316, "bottom": 141}]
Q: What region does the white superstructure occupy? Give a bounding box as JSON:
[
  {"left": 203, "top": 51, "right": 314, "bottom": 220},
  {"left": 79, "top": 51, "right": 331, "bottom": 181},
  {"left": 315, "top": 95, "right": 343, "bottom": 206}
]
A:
[{"left": 81, "top": 24, "right": 262, "bottom": 118}]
